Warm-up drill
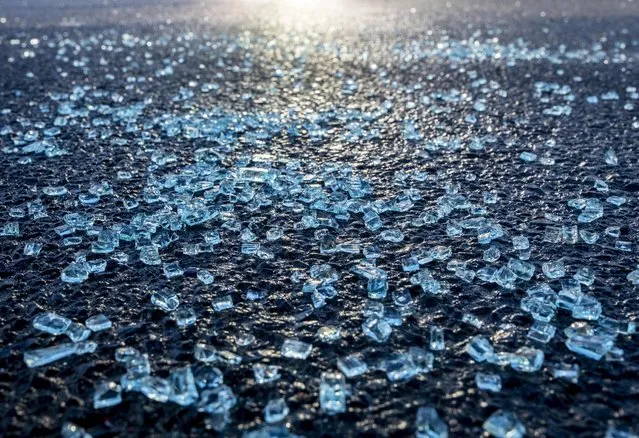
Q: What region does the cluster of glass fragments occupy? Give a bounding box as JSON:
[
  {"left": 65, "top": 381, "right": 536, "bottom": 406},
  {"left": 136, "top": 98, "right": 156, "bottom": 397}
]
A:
[{"left": 1, "top": 14, "right": 638, "bottom": 438}]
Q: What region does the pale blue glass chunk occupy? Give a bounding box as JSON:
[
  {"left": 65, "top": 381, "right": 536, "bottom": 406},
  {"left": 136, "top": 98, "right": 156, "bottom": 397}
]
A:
[
  {"left": 455, "top": 267, "right": 475, "bottom": 283},
  {"left": 241, "top": 243, "right": 260, "bottom": 255},
  {"left": 483, "top": 192, "right": 498, "bottom": 204},
  {"left": 429, "top": 326, "right": 445, "bottom": 351},
  {"left": 572, "top": 295, "right": 602, "bottom": 320},
  {"left": 551, "top": 363, "right": 580, "bottom": 383},
  {"left": 626, "top": 269, "right": 639, "bottom": 285},
  {"left": 240, "top": 228, "right": 258, "bottom": 243},
  {"left": 446, "top": 221, "right": 462, "bottom": 237},
  {"left": 66, "top": 322, "right": 92, "bottom": 342},
  {"left": 466, "top": 336, "right": 494, "bottom": 362},
  {"left": 363, "top": 301, "right": 384, "bottom": 318},
  {"left": 393, "top": 289, "right": 413, "bottom": 308},
  {"left": 521, "top": 297, "right": 556, "bottom": 322},
  {"left": 212, "top": 295, "right": 234, "bottom": 312},
  {"left": 363, "top": 210, "right": 383, "bottom": 231},
  {"left": 494, "top": 266, "right": 517, "bottom": 289},
  {"left": 24, "top": 342, "right": 78, "bottom": 367},
  {"left": 197, "top": 385, "right": 237, "bottom": 414},
  {"left": 264, "top": 398, "right": 289, "bottom": 424},
  {"left": 507, "top": 258, "right": 535, "bottom": 280},
  {"left": 122, "top": 199, "right": 138, "bottom": 210},
  {"left": 194, "top": 365, "right": 224, "bottom": 389},
  {"left": 620, "top": 321, "right": 636, "bottom": 335},
  {"left": 139, "top": 246, "right": 161, "bottom": 265},
  {"left": 421, "top": 278, "right": 442, "bottom": 295},
  {"left": 8, "top": 208, "right": 25, "bottom": 218},
  {"left": 79, "top": 193, "right": 100, "bottom": 205},
  {"left": 476, "top": 373, "right": 502, "bottom": 392},
  {"left": 43, "top": 186, "right": 68, "bottom": 196},
  {"left": 116, "top": 349, "right": 151, "bottom": 391},
  {"left": 510, "top": 347, "right": 544, "bottom": 372},
  {"left": 383, "top": 308, "right": 403, "bottom": 327},
  {"left": 606, "top": 347, "right": 625, "bottom": 362},
  {"left": 351, "top": 262, "right": 387, "bottom": 280},
  {"left": 266, "top": 227, "right": 284, "bottom": 241},
  {"left": 319, "top": 372, "right": 346, "bottom": 415},
  {"left": 362, "top": 317, "right": 392, "bottom": 343},
  {"left": 24, "top": 242, "right": 43, "bottom": 256},
  {"left": 281, "top": 339, "right": 312, "bottom": 360},
  {"left": 542, "top": 259, "right": 565, "bottom": 279},
  {"left": 402, "top": 257, "right": 420, "bottom": 272},
  {"left": 85, "top": 314, "right": 112, "bottom": 332},
  {"left": 543, "top": 226, "right": 562, "bottom": 243},
  {"left": 253, "top": 364, "right": 281, "bottom": 384},
  {"left": 606, "top": 196, "right": 626, "bottom": 206},
  {"left": 566, "top": 334, "right": 614, "bottom": 360},
  {"left": 363, "top": 244, "right": 381, "bottom": 260},
  {"left": 91, "top": 241, "right": 115, "bottom": 254},
  {"left": 604, "top": 148, "right": 618, "bottom": 165},
  {"left": 61, "top": 261, "right": 90, "bottom": 283},
  {"left": 477, "top": 266, "right": 497, "bottom": 282},
  {"left": 379, "top": 228, "right": 404, "bottom": 242},
  {"left": 615, "top": 241, "right": 632, "bottom": 252},
  {"left": 93, "top": 381, "right": 122, "bottom": 409},
  {"left": 337, "top": 354, "right": 368, "bottom": 378},
  {"left": 605, "top": 226, "right": 621, "bottom": 238},
  {"left": 33, "top": 312, "right": 72, "bottom": 335},
  {"left": 151, "top": 290, "right": 179, "bottom": 312},
  {"left": 216, "top": 350, "right": 242, "bottom": 366},
  {"left": 194, "top": 343, "right": 217, "bottom": 362},
  {"left": 172, "top": 307, "right": 197, "bottom": 327},
  {"left": 115, "top": 347, "right": 141, "bottom": 364},
  {"left": 86, "top": 259, "right": 107, "bottom": 273},
  {"left": 73, "top": 341, "right": 97, "bottom": 356},
  {"left": 139, "top": 376, "right": 172, "bottom": 403},
  {"left": 462, "top": 313, "right": 483, "bottom": 329},
  {"left": 169, "top": 366, "right": 199, "bottom": 406},
  {"left": 605, "top": 426, "right": 638, "bottom": 438},
  {"left": 317, "top": 326, "right": 342, "bottom": 343},
  {"left": 564, "top": 321, "right": 594, "bottom": 338},
  {"left": 163, "top": 261, "right": 184, "bottom": 278},
  {"left": 557, "top": 288, "right": 581, "bottom": 311},
  {"left": 367, "top": 277, "right": 388, "bottom": 299},
  {"left": 55, "top": 225, "right": 76, "bottom": 237},
  {"left": 561, "top": 277, "right": 582, "bottom": 295},
  {"left": 383, "top": 353, "right": 418, "bottom": 382},
  {"left": 563, "top": 225, "right": 578, "bottom": 244},
  {"left": 512, "top": 235, "right": 529, "bottom": 250},
  {"left": 61, "top": 422, "right": 92, "bottom": 438},
  {"left": 598, "top": 317, "right": 624, "bottom": 335},
  {"left": 409, "top": 347, "right": 434, "bottom": 373},
  {"left": 527, "top": 321, "right": 556, "bottom": 343},
  {"left": 576, "top": 203, "right": 602, "bottom": 224},
  {"left": 197, "top": 269, "right": 215, "bottom": 285},
  {"left": 415, "top": 406, "right": 448, "bottom": 438},
  {"left": 593, "top": 180, "right": 609, "bottom": 193},
  {"left": 578, "top": 229, "right": 599, "bottom": 244},
  {"left": 483, "top": 410, "right": 525, "bottom": 438},
  {"left": 203, "top": 230, "right": 221, "bottom": 245}
]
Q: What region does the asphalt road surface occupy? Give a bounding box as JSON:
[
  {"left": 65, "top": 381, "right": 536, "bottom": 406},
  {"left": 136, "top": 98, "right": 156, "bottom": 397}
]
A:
[{"left": 0, "top": 1, "right": 638, "bottom": 437}]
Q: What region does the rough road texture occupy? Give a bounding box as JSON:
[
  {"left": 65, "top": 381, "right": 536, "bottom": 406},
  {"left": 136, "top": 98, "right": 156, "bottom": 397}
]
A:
[{"left": 0, "top": 1, "right": 638, "bottom": 437}]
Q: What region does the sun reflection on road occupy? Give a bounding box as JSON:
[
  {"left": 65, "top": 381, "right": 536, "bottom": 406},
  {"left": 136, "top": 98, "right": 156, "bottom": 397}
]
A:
[{"left": 234, "top": 0, "right": 355, "bottom": 26}]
